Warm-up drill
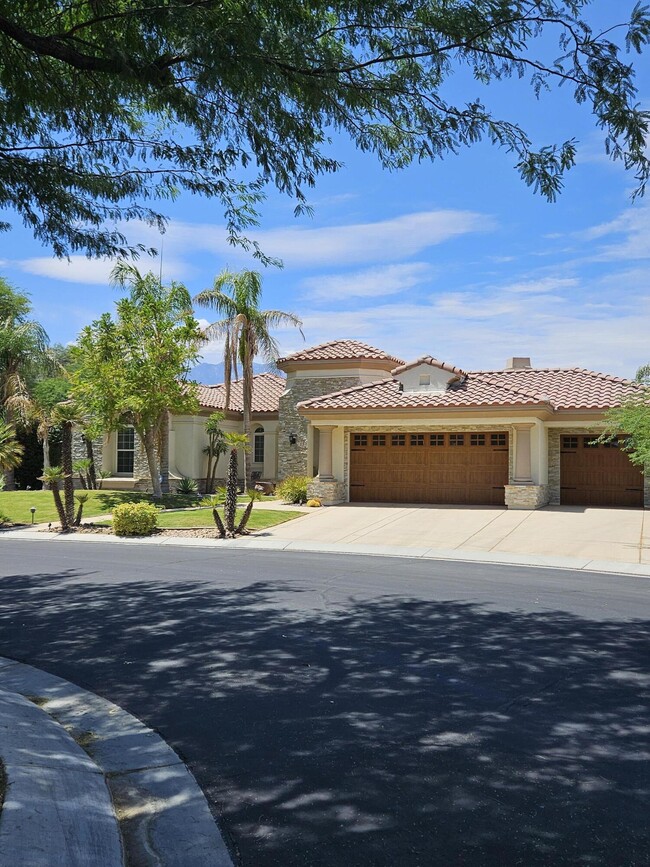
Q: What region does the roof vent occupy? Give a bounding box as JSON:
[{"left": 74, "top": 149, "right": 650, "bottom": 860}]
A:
[{"left": 506, "top": 357, "right": 531, "bottom": 369}]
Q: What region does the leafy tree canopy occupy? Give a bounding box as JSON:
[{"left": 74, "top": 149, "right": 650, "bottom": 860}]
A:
[{"left": 1, "top": 1, "right": 649, "bottom": 259}]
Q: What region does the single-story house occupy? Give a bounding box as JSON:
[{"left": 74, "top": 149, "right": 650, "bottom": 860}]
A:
[{"left": 81, "top": 338, "right": 646, "bottom": 509}]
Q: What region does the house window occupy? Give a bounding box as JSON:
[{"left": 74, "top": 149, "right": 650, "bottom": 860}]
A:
[
  {"left": 391, "top": 434, "right": 406, "bottom": 446},
  {"left": 470, "top": 433, "right": 486, "bottom": 446},
  {"left": 491, "top": 433, "right": 507, "bottom": 447},
  {"left": 372, "top": 434, "right": 386, "bottom": 446},
  {"left": 353, "top": 434, "right": 368, "bottom": 447},
  {"left": 583, "top": 437, "right": 598, "bottom": 448},
  {"left": 449, "top": 434, "right": 464, "bottom": 446},
  {"left": 116, "top": 426, "right": 135, "bottom": 474},
  {"left": 254, "top": 426, "right": 265, "bottom": 463},
  {"left": 430, "top": 434, "right": 445, "bottom": 446},
  {"left": 410, "top": 434, "right": 424, "bottom": 446},
  {"left": 603, "top": 439, "right": 621, "bottom": 449},
  {"left": 562, "top": 436, "right": 578, "bottom": 449}
]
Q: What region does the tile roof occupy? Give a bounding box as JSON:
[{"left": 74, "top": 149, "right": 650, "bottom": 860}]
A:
[
  {"left": 278, "top": 339, "right": 404, "bottom": 366},
  {"left": 297, "top": 367, "right": 642, "bottom": 412},
  {"left": 197, "top": 373, "right": 285, "bottom": 413},
  {"left": 392, "top": 356, "right": 466, "bottom": 377}
]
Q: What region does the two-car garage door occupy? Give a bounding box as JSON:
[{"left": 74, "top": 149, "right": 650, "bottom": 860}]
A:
[{"left": 349, "top": 431, "right": 509, "bottom": 505}]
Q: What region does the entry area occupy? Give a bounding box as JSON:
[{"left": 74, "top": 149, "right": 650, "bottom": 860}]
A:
[
  {"left": 349, "top": 431, "right": 509, "bottom": 505},
  {"left": 560, "top": 435, "right": 643, "bottom": 507}
]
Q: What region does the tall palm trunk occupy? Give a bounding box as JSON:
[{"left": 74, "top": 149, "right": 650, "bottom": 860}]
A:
[
  {"left": 224, "top": 446, "right": 238, "bottom": 535},
  {"left": 41, "top": 429, "right": 50, "bottom": 489},
  {"left": 142, "top": 427, "right": 163, "bottom": 499},
  {"left": 3, "top": 405, "right": 16, "bottom": 491},
  {"left": 243, "top": 356, "right": 253, "bottom": 491},
  {"left": 51, "top": 481, "right": 68, "bottom": 530},
  {"left": 61, "top": 421, "right": 75, "bottom": 527},
  {"left": 83, "top": 435, "right": 97, "bottom": 489}
]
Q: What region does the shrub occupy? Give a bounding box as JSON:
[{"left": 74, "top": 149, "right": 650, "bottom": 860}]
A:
[
  {"left": 113, "top": 502, "right": 159, "bottom": 536},
  {"left": 306, "top": 498, "right": 322, "bottom": 508},
  {"left": 276, "top": 475, "right": 311, "bottom": 504},
  {"left": 176, "top": 476, "right": 199, "bottom": 495}
]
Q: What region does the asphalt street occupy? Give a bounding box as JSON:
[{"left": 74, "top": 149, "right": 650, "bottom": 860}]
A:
[{"left": 0, "top": 539, "right": 648, "bottom": 866}]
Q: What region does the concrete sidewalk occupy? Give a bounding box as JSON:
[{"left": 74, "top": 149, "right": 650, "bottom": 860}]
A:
[{"left": 0, "top": 657, "right": 232, "bottom": 867}]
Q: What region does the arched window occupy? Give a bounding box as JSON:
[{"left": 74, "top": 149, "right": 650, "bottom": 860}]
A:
[{"left": 254, "top": 426, "right": 264, "bottom": 464}]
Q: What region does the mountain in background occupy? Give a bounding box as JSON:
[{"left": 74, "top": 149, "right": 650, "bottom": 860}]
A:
[{"left": 189, "top": 361, "right": 279, "bottom": 385}]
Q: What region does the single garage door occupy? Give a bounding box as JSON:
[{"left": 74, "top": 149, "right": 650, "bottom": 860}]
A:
[
  {"left": 560, "top": 435, "right": 643, "bottom": 507},
  {"left": 349, "top": 431, "right": 509, "bottom": 505}
]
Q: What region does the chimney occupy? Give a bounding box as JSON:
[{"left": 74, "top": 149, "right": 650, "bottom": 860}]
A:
[{"left": 506, "top": 357, "right": 531, "bottom": 369}]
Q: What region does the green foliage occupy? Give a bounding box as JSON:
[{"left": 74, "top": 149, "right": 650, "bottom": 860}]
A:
[
  {"left": 276, "top": 475, "right": 311, "bottom": 505},
  {"left": 601, "top": 395, "right": 650, "bottom": 468},
  {"left": 195, "top": 270, "right": 302, "bottom": 489},
  {"left": 0, "top": 472, "right": 4, "bottom": 491},
  {"left": 176, "top": 476, "right": 198, "bottom": 496},
  {"left": 112, "top": 502, "right": 159, "bottom": 537},
  {"left": 71, "top": 265, "right": 204, "bottom": 497},
  {"left": 1, "top": 4, "right": 648, "bottom": 258},
  {"left": 31, "top": 377, "right": 70, "bottom": 410},
  {"left": 635, "top": 364, "right": 650, "bottom": 385},
  {"left": 0, "top": 419, "right": 23, "bottom": 470}
]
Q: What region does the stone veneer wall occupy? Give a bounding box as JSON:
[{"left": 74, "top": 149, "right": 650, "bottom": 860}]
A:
[
  {"left": 548, "top": 426, "right": 650, "bottom": 507},
  {"left": 307, "top": 478, "right": 347, "bottom": 505},
  {"left": 504, "top": 485, "right": 550, "bottom": 509},
  {"left": 341, "top": 424, "right": 516, "bottom": 497},
  {"left": 278, "top": 376, "right": 362, "bottom": 479},
  {"left": 71, "top": 430, "right": 104, "bottom": 488}
]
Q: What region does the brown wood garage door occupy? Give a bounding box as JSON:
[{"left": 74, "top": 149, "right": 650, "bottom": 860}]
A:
[
  {"left": 349, "top": 432, "right": 509, "bottom": 505},
  {"left": 560, "top": 435, "right": 643, "bottom": 507}
]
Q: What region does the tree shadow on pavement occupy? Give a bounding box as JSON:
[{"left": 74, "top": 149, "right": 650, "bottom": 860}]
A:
[{"left": 0, "top": 567, "right": 647, "bottom": 867}]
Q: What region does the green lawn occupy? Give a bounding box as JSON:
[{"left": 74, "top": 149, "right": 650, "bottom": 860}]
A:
[
  {"left": 155, "top": 507, "right": 302, "bottom": 531},
  {"left": 95, "top": 506, "right": 302, "bottom": 531},
  {"left": 0, "top": 489, "right": 199, "bottom": 525}
]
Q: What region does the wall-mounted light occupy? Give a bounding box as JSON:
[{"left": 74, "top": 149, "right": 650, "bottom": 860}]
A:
[{"left": 288, "top": 432, "right": 297, "bottom": 445}]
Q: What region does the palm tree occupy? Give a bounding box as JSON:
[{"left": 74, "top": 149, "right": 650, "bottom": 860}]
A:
[
  {"left": 223, "top": 432, "right": 249, "bottom": 536},
  {"left": 39, "top": 466, "right": 69, "bottom": 530},
  {"left": 52, "top": 400, "right": 80, "bottom": 528},
  {"left": 194, "top": 270, "right": 303, "bottom": 490},
  {"left": 0, "top": 279, "right": 56, "bottom": 489},
  {"left": 203, "top": 412, "right": 227, "bottom": 494},
  {"left": 0, "top": 419, "right": 24, "bottom": 474}
]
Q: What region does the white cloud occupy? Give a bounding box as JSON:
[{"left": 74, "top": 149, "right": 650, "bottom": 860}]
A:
[
  {"left": 301, "top": 262, "right": 433, "bottom": 301},
  {"left": 580, "top": 203, "right": 650, "bottom": 261},
  {"left": 286, "top": 269, "right": 649, "bottom": 377},
  {"left": 16, "top": 254, "right": 195, "bottom": 285},
  {"left": 126, "top": 208, "right": 494, "bottom": 270},
  {"left": 499, "top": 277, "right": 580, "bottom": 294}
]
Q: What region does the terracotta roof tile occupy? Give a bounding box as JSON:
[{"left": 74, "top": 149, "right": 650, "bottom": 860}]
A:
[
  {"left": 278, "top": 339, "right": 404, "bottom": 365},
  {"left": 298, "top": 367, "right": 641, "bottom": 412},
  {"left": 391, "top": 356, "right": 466, "bottom": 377},
  {"left": 197, "top": 373, "right": 284, "bottom": 413}
]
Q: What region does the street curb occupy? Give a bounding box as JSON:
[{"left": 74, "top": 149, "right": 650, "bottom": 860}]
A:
[
  {"left": 0, "top": 657, "right": 233, "bottom": 867},
  {"left": 2, "top": 525, "right": 650, "bottom": 579}
]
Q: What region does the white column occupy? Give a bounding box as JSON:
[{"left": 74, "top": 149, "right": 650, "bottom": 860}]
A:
[
  {"left": 513, "top": 424, "right": 534, "bottom": 483},
  {"left": 316, "top": 426, "right": 335, "bottom": 480}
]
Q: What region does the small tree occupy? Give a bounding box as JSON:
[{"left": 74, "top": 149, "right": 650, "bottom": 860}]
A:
[
  {"left": 72, "top": 264, "right": 204, "bottom": 499},
  {"left": 39, "top": 466, "right": 69, "bottom": 531},
  {"left": 74, "top": 493, "right": 89, "bottom": 526},
  {"left": 600, "top": 393, "right": 650, "bottom": 468},
  {"left": 203, "top": 412, "right": 227, "bottom": 494},
  {"left": 52, "top": 401, "right": 79, "bottom": 528},
  {"left": 201, "top": 433, "right": 251, "bottom": 538}
]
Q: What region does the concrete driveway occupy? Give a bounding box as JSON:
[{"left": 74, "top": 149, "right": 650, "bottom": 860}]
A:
[{"left": 267, "top": 504, "right": 649, "bottom": 565}]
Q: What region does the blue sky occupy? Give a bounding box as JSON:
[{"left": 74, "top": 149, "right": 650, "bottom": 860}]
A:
[{"left": 1, "top": 2, "right": 649, "bottom": 378}]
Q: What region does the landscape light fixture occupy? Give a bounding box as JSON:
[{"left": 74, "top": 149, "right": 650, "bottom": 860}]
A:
[{"left": 30, "top": 506, "right": 36, "bottom": 524}]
